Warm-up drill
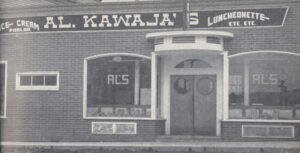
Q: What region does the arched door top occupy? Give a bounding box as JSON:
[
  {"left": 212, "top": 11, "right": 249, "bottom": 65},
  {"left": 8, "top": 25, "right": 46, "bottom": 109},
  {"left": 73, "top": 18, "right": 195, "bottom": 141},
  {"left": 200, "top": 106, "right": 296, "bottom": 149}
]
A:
[{"left": 175, "top": 59, "right": 212, "bottom": 68}]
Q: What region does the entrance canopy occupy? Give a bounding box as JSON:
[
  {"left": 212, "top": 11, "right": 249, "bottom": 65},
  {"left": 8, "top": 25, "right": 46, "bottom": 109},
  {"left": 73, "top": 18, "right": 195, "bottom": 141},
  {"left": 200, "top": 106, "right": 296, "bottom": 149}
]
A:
[
  {"left": 146, "top": 30, "right": 234, "bottom": 52},
  {"left": 146, "top": 30, "right": 232, "bottom": 136}
]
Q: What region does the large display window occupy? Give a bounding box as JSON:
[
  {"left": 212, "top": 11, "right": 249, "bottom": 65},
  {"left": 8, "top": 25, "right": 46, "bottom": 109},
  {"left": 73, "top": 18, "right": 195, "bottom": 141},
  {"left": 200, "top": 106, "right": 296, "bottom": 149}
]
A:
[
  {"left": 229, "top": 52, "right": 300, "bottom": 120},
  {"left": 85, "top": 54, "right": 151, "bottom": 118}
]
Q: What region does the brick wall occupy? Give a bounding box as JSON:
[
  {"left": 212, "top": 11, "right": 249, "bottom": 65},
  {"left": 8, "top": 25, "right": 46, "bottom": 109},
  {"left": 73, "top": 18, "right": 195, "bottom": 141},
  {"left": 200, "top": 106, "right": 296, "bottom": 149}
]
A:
[
  {"left": 0, "top": 30, "right": 165, "bottom": 142},
  {"left": 0, "top": 0, "right": 299, "bottom": 142}
]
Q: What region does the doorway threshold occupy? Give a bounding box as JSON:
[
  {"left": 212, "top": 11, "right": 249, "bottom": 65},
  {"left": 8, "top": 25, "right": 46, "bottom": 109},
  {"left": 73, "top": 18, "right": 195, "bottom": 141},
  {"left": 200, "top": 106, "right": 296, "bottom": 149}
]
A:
[{"left": 156, "top": 135, "right": 222, "bottom": 142}]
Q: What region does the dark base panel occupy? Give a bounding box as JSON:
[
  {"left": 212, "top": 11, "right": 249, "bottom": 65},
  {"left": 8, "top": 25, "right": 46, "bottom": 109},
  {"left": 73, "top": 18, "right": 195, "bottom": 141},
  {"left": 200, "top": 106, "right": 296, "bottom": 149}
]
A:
[
  {"left": 221, "top": 121, "right": 300, "bottom": 141},
  {"left": 1, "top": 119, "right": 165, "bottom": 142}
]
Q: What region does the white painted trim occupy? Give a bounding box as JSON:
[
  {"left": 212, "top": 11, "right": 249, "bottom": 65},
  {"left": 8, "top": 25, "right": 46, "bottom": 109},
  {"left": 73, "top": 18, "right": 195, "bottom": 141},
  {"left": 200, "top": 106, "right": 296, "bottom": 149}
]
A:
[
  {"left": 220, "top": 38, "right": 224, "bottom": 51},
  {"left": 224, "top": 119, "right": 300, "bottom": 123},
  {"left": 15, "top": 71, "right": 59, "bottom": 91},
  {"left": 282, "top": 7, "right": 289, "bottom": 27},
  {"left": 216, "top": 62, "right": 225, "bottom": 137},
  {"left": 242, "top": 124, "right": 294, "bottom": 138},
  {"left": 148, "top": 31, "right": 232, "bottom": 52},
  {"left": 91, "top": 121, "right": 137, "bottom": 135},
  {"left": 83, "top": 53, "right": 153, "bottom": 120},
  {"left": 146, "top": 31, "right": 234, "bottom": 39},
  {"left": 85, "top": 53, "right": 151, "bottom": 60},
  {"left": 222, "top": 52, "right": 229, "bottom": 121},
  {"left": 229, "top": 50, "right": 300, "bottom": 58},
  {"left": 151, "top": 53, "right": 157, "bottom": 119},
  {"left": 84, "top": 117, "right": 157, "bottom": 120},
  {"left": 216, "top": 73, "right": 221, "bottom": 137},
  {"left": 0, "top": 61, "right": 7, "bottom": 118},
  {"left": 83, "top": 59, "right": 88, "bottom": 119},
  {"left": 134, "top": 61, "right": 140, "bottom": 105},
  {"left": 16, "top": 86, "right": 59, "bottom": 91},
  {"left": 243, "top": 59, "right": 250, "bottom": 106},
  {"left": 154, "top": 36, "right": 224, "bottom": 52},
  {"left": 164, "top": 69, "right": 171, "bottom": 135},
  {"left": 154, "top": 50, "right": 224, "bottom": 57}
]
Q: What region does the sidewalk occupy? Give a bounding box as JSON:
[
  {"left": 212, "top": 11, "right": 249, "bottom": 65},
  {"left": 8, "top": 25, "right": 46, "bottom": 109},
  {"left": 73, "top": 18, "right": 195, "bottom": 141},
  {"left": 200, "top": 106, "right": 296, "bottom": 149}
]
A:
[{"left": 1, "top": 141, "right": 300, "bottom": 149}]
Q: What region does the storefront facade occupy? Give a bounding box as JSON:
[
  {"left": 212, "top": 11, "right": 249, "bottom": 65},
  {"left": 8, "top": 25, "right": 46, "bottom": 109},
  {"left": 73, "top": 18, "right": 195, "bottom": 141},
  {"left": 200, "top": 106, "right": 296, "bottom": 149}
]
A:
[{"left": 0, "top": 0, "right": 300, "bottom": 142}]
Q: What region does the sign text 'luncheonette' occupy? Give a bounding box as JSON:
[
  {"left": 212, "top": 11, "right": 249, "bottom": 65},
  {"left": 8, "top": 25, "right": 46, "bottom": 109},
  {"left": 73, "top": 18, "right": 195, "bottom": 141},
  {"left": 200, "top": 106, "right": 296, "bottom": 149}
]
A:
[
  {"left": 0, "top": 8, "right": 288, "bottom": 34},
  {"left": 191, "top": 8, "right": 288, "bottom": 28}
]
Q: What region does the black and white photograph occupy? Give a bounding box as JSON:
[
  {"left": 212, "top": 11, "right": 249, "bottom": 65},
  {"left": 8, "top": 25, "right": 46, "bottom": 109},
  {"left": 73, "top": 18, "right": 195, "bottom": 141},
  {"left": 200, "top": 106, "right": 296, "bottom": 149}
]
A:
[{"left": 0, "top": 0, "right": 300, "bottom": 152}]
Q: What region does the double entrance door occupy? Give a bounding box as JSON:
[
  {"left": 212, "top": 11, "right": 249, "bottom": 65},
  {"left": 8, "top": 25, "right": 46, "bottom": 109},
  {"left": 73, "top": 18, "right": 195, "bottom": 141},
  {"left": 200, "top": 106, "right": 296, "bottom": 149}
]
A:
[{"left": 170, "top": 75, "right": 216, "bottom": 136}]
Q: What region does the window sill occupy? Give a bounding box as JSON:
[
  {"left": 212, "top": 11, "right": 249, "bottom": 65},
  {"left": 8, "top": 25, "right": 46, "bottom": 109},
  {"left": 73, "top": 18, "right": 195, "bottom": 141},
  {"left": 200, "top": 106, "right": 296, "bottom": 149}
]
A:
[
  {"left": 84, "top": 116, "right": 165, "bottom": 120},
  {"left": 223, "top": 119, "right": 300, "bottom": 123},
  {"left": 16, "top": 86, "right": 59, "bottom": 91}
]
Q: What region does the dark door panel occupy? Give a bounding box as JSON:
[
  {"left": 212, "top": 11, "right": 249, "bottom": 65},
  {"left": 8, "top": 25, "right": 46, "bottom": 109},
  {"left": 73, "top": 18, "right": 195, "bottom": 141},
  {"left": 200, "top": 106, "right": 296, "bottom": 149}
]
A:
[
  {"left": 170, "top": 75, "right": 216, "bottom": 136},
  {"left": 194, "top": 75, "right": 216, "bottom": 135},
  {"left": 170, "top": 75, "right": 194, "bottom": 135}
]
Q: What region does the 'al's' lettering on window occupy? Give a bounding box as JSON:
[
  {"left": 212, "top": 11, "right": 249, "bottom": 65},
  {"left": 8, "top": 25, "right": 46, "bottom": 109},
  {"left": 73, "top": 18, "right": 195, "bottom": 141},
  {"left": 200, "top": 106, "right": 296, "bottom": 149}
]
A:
[
  {"left": 229, "top": 53, "right": 300, "bottom": 120},
  {"left": 86, "top": 55, "right": 151, "bottom": 118}
]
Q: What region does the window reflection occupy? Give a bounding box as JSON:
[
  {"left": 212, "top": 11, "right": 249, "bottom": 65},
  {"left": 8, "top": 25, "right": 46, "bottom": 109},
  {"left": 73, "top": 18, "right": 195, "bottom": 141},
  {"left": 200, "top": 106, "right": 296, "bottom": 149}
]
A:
[
  {"left": 229, "top": 53, "right": 300, "bottom": 120},
  {"left": 174, "top": 78, "right": 190, "bottom": 94},
  {"left": 86, "top": 55, "right": 151, "bottom": 118}
]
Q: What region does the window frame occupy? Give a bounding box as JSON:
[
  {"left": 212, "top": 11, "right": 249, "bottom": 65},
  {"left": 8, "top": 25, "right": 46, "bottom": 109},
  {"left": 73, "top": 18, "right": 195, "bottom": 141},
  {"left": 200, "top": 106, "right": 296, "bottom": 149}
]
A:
[
  {"left": 83, "top": 53, "right": 154, "bottom": 120},
  {"left": 16, "top": 71, "right": 59, "bottom": 91},
  {"left": 227, "top": 51, "right": 300, "bottom": 121},
  {"left": 0, "top": 61, "right": 7, "bottom": 118}
]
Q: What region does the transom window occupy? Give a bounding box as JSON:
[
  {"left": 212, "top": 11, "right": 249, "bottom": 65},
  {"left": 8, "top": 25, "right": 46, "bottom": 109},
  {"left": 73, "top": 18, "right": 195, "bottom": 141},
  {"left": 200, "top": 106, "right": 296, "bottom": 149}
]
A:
[
  {"left": 207, "top": 36, "right": 221, "bottom": 44},
  {"left": 172, "top": 36, "right": 195, "bottom": 43},
  {"left": 175, "top": 59, "right": 211, "bottom": 68},
  {"left": 85, "top": 54, "right": 151, "bottom": 118},
  {"left": 16, "top": 71, "right": 59, "bottom": 91}
]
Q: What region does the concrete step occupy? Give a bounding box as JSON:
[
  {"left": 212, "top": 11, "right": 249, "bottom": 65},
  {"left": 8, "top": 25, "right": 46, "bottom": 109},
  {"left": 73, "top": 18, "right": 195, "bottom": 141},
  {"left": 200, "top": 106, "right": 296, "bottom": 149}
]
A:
[{"left": 156, "top": 135, "right": 223, "bottom": 142}]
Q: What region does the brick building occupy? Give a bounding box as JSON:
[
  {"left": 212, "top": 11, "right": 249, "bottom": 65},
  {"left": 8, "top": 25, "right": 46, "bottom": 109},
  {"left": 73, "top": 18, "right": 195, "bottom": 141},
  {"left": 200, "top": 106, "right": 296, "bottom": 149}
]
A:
[{"left": 0, "top": 0, "right": 300, "bottom": 142}]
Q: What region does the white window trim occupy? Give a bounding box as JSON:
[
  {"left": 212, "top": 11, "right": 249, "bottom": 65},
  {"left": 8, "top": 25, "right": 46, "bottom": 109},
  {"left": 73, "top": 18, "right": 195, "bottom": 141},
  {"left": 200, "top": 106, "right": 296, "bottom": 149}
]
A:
[
  {"left": 83, "top": 53, "right": 155, "bottom": 120},
  {"left": 0, "top": 61, "right": 7, "bottom": 118},
  {"left": 242, "top": 124, "right": 295, "bottom": 138},
  {"left": 224, "top": 119, "right": 300, "bottom": 123},
  {"left": 16, "top": 71, "right": 59, "bottom": 91}
]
